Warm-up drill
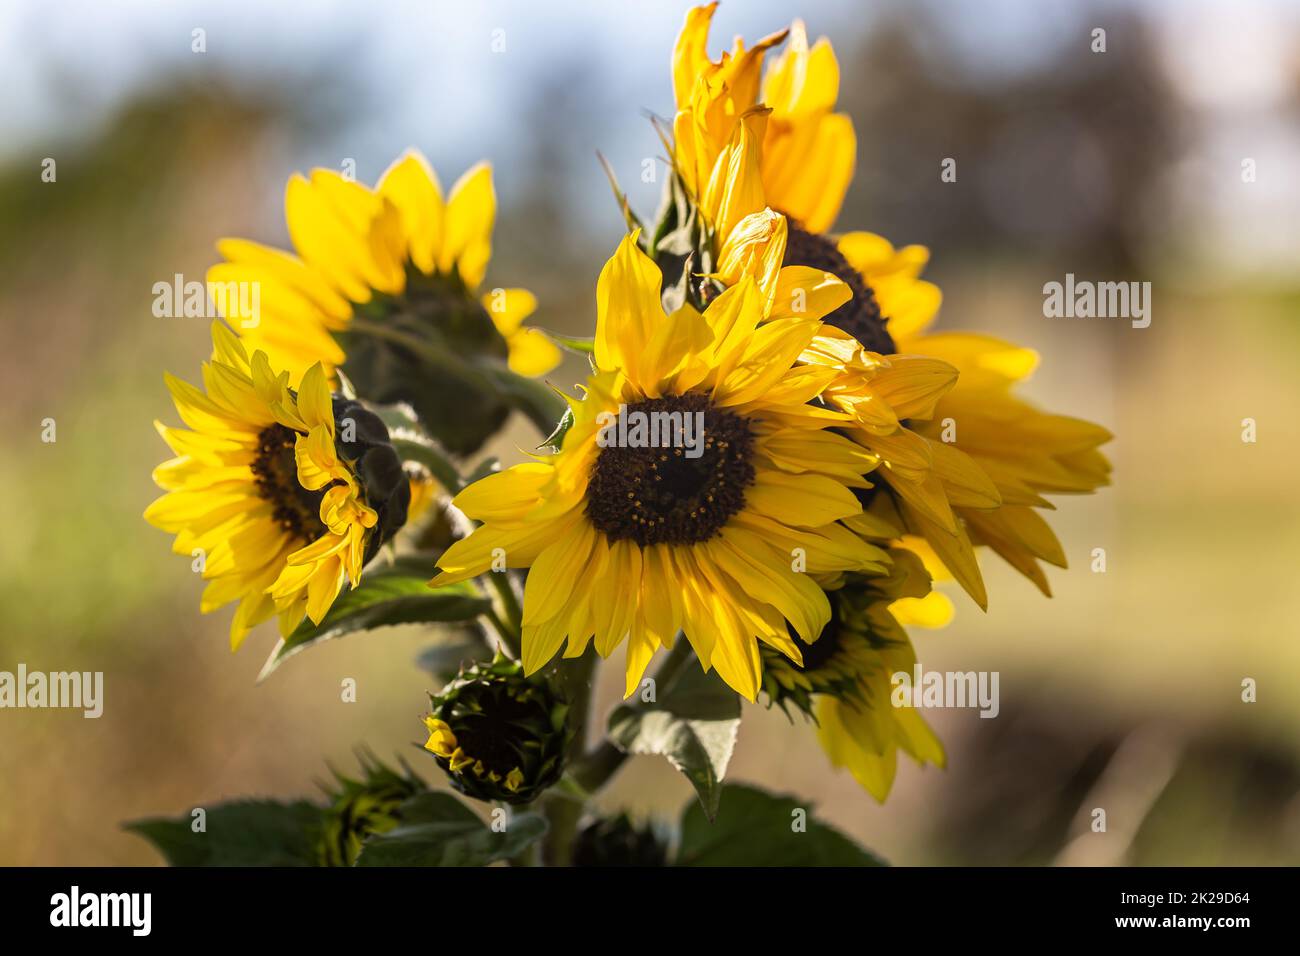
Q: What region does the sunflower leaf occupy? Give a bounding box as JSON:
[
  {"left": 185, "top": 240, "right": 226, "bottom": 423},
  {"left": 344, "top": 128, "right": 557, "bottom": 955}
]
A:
[
  {"left": 596, "top": 150, "right": 646, "bottom": 235},
  {"left": 537, "top": 329, "right": 595, "bottom": 355},
  {"left": 355, "top": 792, "right": 547, "bottom": 867},
  {"left": 124, "top": 799, "right": 323, "bottom": 867},
  {"left": 674, "top": 783, "right": 887, "bottom": 867},
  {"left": 606, "top": 664, "right": 740, "bottom": 821},
  {"left": 258, "top": 557, "right": 491, "bottom": 681}
]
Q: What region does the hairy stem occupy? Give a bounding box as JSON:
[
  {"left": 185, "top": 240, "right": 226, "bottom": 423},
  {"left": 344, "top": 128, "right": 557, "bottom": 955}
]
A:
[
  {"left": 541, "top": 649, "right": 597, "bottom": 865},
  {"left": 481, "top": 572, "right": 522, "bottom": 658},
  {"left": 569, "top": 637, "right": 695, "bottom": 794}
]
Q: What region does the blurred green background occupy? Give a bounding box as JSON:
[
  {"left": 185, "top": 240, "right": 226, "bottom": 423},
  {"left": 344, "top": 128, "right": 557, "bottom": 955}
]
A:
[{"left": 3, "top": 0, "right": 1299, "bottom": 865}]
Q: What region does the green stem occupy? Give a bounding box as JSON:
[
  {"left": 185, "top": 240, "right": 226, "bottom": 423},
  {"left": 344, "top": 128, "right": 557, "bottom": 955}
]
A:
[
  {"left": 569, "top": 637, "right": 695, "bottom": 793},
  {"left": 391, "top": 437, "right": 462, "bottom": 494},
  {"left": 348, "top": 316, "right": 496, "bottom": 392},
  {"left": 481, "top": 573, "right": 522, "bottom": 658},
  {"left": 541, "top": 649, "right": 597, "bottom": 866},
  {"left": 480, "top": 605, "right": 517, "bottom": 656},
  {"left": 349, "top": 314, "right": 566, "bottom": 438},
  {"left": 490, "top": 571, "right": 523, "bottom": 632}
]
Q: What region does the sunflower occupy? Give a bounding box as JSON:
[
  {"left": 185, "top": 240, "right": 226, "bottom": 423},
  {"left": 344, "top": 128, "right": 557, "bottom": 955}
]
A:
[
  {"left": 665, "top": 7, "right": 1111, "bottom": 606},
  {"left": 829, "top": 233, "right": 1114, "bottom": 601},
  {"left": 662, "top": 17, "right": 998, "bottom": 591},
  {"left": 207, "top": 149, "right": 561, "bottom": 453},
  {"left": 673, "top": 3, "right": 854, "bottom": 234},
  {"left": 145, "top": 322, "right": 410, "bottom": 648},
  {"left": 760, "top": 549, "right": 946, "bottom": 801},
  {"left": 429, "top": 232, "right": 893, "bottom": 700}
]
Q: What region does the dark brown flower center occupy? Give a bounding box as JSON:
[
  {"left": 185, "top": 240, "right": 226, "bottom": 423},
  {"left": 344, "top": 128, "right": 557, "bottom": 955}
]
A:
[
  {"left": 783, "top": 224, "right": 896, "bottom": 355},
  {"left": 788, "top": 608, "right": 842, "bottom": 673},
  {"left": 251, "top": 423, "right": 333, "bottom": 543},
  {"left": 585, "top": 393, "right": 755, "bottom": 546}
]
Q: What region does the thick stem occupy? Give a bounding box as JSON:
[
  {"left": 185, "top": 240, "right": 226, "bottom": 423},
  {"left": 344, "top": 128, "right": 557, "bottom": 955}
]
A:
[
  {"left": 569, "top": 637, "right": 695, "bottom": 794},
  {"left": 481, "top": 572, "right": 522, "bottom": 658},
  {"left": 348, "top": 316, "right": 497, "bottom": 392},
  {"left": 541, "top": 649, "right": 597, "bottom": 866}
]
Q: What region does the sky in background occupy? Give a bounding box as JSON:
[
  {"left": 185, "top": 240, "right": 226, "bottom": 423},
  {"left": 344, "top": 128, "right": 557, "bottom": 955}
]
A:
[{"left": 3, "top": 0, "right": 1299, "bottom": 272}]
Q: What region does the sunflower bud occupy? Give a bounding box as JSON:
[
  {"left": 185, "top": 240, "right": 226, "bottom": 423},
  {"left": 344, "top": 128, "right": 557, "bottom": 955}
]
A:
[
  {"left": 328, "top": 395, "right": 411, "bottom": 562},
  {"left": 421, "top": 654, "right": 570, "bottom": 805},
  {"left": 317, "top": 755, "right": 424, "bottom": 867},
  {"left": 573, "top": 813, "right": 669, "bottom": 867}
]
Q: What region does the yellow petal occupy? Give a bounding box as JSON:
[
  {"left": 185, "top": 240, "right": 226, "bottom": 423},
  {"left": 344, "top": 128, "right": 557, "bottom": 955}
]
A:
[
  {"left": 376, "top": 149, "right": 444, "bottom": 274},
  {"left": 505, "top": 329, "right": 562, "bottom": 377},
  {"left": 439, "top": 163, "right": 495, "bottom": 288}
]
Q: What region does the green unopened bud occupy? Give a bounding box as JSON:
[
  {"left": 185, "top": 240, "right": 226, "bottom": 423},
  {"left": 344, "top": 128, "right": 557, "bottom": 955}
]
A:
[
  {"left": 573, "top": 813, "right": 669, "bottom": 867},
  {"left": 317, "top": 755, "right": 425, "bottom": 867},
  {"left": 421, "top": 653, "right": 570, "bottom": 805},
  {"left": 329, "top": 395, "right": 411, "bottom": 562}
]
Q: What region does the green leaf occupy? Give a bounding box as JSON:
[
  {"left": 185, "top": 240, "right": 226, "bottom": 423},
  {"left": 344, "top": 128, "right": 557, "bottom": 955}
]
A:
[
  {"left": 675, "top": 783, "right": 888, "bottom": 867},
  {"left": 606, "top": 664, "right": 740, "bottom": 821},
  {"left": 536, "top": 330, "right": 595, "bottom": 355},
  {"left": 259, "top": 557, "right": 491, "bottom": 680},
  {"left": 355, "top": 792, "right": 547, "bottom": 867},
  {"left": 125, "top": 799, "right": 323, "bottom": 867},
  {"left": 596, "top": 150, "right": 647, "bottom": 234}
]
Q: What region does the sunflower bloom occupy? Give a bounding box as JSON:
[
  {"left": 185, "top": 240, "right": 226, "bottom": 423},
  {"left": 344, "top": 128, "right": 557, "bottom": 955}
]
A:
[
  {"left": 207, "top": 149, "right": 560, "bottom": 452},
  {"left": 837, "top": 233, "right": 1114, "bottom": 599},
  {"left": 145, "top": 322, "right": 409, "bottom": 648},
  {"left": 761, "top": 549, "right": 947, "bottom": 801},
  {"left": 673, "top": 4, "right": 854, "bottom": 233},
  {"left": 430, "top": 232, "right": 891, "bottom": 700},
  {"left": 665, "top": 9, "right": 1111, "bottom": 605}
]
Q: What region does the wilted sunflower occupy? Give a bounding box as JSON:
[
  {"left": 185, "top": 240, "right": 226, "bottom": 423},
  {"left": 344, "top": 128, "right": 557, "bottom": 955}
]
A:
[
  {"left": 208, "top": 149, "right": 560, "bottom": 453},
  {"left": 430, "top": 232, "right": 890, "bottom": 700},
  {"left": 761, "top": 550, "right": 946, "bottom": 801},
  {"left": 664, "top": 5, "right": 1111, "bottom": 606},
  {"left": 145, "top": 322, "right": 409, "bottom": 648}
]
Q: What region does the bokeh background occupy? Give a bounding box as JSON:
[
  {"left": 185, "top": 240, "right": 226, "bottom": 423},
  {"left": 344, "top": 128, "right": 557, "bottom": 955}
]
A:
[{"left": 4, "top": 0, "right": 1299, "bottom": 866}]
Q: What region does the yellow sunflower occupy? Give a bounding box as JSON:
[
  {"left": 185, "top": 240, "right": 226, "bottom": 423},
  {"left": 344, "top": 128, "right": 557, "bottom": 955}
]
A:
[
  {"left": 664, "top": 7, "right": 1111, "bottom": 606},
  {"left": 834, "top": 233, "right": 1114, "bottom": 600},
  {"left": 761, "top": 549, "right": 947, "bottom": 801},
  {"left": 673, "top": 3, "right": 854, "bottom": 233},
  {"left": 145, "top": 322, "right": 410, "bottom": 648},
  {"left": 207, "top": 149, "right": 560, "bottom": 453},
  {"left": 429, "top": 232, "right": 894, "bottom": 700}
]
